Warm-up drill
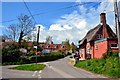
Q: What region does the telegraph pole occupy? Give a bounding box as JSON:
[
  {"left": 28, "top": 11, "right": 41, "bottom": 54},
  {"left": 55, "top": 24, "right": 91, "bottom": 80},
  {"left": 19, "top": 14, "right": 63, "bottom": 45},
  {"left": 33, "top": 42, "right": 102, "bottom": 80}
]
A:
[
  {"left": 36, "top": 26, "right": 40, "bottom": 64},
  {"left": 114, "top": 0, "right": 120, "bottom": 63},
  {"left": 37, "top": 26, "right": 40, "bottom": 45}
]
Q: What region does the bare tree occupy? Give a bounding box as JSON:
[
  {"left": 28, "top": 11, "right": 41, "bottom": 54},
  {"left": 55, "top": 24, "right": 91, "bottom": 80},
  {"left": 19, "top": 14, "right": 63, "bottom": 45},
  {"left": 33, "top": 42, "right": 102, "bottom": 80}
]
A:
[
  {"left": 8, "top": 24, "right": 19, "bottom": 42},
  {"left": 18, "top": 14, "right": 35, "bottom": 45},
  {"left": 45, "top": 36, "right": 52, "bottom": 44},
  {"left": 4, "top": 24, "right": 19, "bottom": 42}
]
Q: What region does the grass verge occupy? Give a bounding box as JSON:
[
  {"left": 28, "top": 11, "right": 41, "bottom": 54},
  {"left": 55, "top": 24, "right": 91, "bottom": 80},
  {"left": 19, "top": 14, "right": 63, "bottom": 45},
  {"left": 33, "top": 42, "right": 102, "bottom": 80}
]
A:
[
  {"left": 10, "top": 64, "right": 46, "bottom": 71},
  {"left": 74, "top": 52, "right": 120, "bottom": 78}
]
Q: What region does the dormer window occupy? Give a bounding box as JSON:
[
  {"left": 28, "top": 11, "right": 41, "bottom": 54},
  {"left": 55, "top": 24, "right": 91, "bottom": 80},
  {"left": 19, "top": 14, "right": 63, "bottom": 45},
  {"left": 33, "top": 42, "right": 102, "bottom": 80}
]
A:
[{"left": 96, "top": 34, "right": 102, "bottom": 39}]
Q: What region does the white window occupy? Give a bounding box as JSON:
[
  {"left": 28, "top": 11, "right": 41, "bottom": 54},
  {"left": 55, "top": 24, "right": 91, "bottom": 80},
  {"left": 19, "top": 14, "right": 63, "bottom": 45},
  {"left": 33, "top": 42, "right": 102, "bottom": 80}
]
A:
[
  {"left": 95, "top": 45, "right": 98, "bottom": 50},
  {"left": 110, "top": 44, "right": 118, "bottom": 48},
  {"left": 96, "top": 34, "right": 102, "bottom": 39},
  {"left": 87, "top": 48, "right": 90, "bottom": 54}
]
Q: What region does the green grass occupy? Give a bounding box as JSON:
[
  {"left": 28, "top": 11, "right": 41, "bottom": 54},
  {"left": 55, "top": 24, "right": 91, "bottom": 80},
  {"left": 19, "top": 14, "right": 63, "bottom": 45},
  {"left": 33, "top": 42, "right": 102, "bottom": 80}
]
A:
[
  {"left": 11, "top": 64, "right": 46, "bottom": 71},
  {"left": 74, "top": 52, "right": 120, "bottom": 78}
]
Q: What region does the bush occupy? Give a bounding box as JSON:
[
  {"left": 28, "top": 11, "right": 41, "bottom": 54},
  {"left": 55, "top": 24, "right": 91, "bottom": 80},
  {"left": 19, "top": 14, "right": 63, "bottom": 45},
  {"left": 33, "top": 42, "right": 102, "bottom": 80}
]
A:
[
  {"left": 30, "top": 52, "right": 66, "bottom": 63},
  {"left": 103, "top": 47, "right": 112, "bottom": 59},
  {"left": 2, "top": 45, "right": 22, "bottom": 63},
  {"left": 2, "top": 45, "right": 67, "bottom": 65}
]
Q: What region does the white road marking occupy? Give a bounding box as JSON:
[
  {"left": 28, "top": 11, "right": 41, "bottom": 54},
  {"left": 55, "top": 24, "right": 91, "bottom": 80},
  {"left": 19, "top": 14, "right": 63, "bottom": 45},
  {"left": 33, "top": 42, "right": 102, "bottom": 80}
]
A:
[
  {"left": 32, "top": 70, "right": 42, "bottom": 78},
  {"left": 39, "top": 70, "right": 42, "bottom": 73},
  {"left": 32, "top": 71, "right": 38, "bottom": 76}
]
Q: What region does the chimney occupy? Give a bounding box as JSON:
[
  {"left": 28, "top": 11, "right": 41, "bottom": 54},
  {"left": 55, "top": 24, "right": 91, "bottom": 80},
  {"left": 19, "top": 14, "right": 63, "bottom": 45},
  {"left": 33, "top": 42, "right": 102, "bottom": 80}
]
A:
[
  {"left": 100, "top": 13, "right": 106, "bottom": 25},
  {"left": 100, "top": 13, "right": 107, "bottom": 38}
]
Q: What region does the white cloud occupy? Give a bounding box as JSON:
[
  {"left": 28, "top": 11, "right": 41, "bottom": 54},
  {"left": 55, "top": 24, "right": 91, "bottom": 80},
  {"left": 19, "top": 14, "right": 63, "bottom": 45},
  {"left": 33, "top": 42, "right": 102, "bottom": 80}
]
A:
[
  {"left": 49, "top": 24, "right": 65, "bottom": 31},
  {"left": 29, "top": 1, "right": 116, "bottom": 45}
]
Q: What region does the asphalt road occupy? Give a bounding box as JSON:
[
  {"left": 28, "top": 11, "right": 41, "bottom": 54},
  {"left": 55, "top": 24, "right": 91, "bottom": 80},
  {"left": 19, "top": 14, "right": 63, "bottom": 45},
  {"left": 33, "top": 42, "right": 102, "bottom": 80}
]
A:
[{"left": 2, "top": 56, "right": 107, "bottom": 79}]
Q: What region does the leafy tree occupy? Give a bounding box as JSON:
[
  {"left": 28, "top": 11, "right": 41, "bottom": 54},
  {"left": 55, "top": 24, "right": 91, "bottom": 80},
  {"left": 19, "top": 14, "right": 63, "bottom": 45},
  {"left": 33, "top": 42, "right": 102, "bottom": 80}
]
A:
[
  {"left": 70, "top": 42, "right": 77, "bottom": 53},
  {"left": 64, "top": 39, "right": 70, "bottom": 51}
]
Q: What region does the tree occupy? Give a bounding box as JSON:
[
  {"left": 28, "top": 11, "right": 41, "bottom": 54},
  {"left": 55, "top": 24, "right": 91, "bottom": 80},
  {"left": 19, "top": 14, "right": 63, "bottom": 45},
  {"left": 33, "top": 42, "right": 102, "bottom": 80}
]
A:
[
  {"left": 18, "top": 14, "right": 35, "bottom": 45},
  {"left": 4, "top": 24, "right": 19, "bottom": 42},
  {"left": 64, "top": 39, "right": 70, "bottom": 51},
  {"left": 70, "top": 42, "right": 77, "bottom": 53},
  {"left": 45, "top": 36, "right": 52, "bottom": 44}
]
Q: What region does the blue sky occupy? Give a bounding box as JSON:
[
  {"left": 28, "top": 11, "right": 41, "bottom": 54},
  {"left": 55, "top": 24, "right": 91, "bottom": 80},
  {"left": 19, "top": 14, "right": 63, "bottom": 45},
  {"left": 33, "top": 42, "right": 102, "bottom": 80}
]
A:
[
  {"left": 2, "top": 2, "right": 76, "bottom": 28},
  {"left": 2, "top": 2, "right": 99, "bottom": 29},
  {"left": 1, "top": 1, "right": 117, "bottom": 45}
]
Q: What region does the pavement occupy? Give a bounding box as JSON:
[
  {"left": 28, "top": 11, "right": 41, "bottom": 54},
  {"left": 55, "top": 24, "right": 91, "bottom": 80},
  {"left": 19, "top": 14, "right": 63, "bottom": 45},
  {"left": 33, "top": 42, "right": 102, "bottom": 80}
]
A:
[{"left": 1, "top": 56, "right": 107, "bottom": 79}]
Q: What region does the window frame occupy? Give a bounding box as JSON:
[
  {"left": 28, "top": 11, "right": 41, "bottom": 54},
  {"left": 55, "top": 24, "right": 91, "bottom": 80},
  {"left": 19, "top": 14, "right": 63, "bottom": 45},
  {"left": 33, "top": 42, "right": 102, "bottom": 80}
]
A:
[
  {"left": 96, "top": 34, "right": 102, "bottom": 39},
  {"left": 95, "top": 44, "right": 98, "bottom": 50},
  {"left": 110, "top": 44, "right": 118, "bottom": 48}
]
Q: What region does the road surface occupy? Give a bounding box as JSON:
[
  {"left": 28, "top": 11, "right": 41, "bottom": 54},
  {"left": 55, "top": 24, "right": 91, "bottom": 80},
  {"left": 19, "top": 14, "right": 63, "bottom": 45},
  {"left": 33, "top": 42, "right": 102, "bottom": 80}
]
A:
[{"left": 2, "top": 56, "right": 107, "bottom": 79}]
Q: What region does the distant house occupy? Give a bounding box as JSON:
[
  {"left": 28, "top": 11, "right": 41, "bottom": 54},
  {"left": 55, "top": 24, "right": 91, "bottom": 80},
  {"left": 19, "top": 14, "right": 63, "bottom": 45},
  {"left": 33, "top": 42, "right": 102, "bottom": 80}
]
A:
[
  {"left": 78, "top": 13, "right": 118, "bottom": 60},
  {"left": 39, "top": 43, "right": 66, "bottom": 53}
]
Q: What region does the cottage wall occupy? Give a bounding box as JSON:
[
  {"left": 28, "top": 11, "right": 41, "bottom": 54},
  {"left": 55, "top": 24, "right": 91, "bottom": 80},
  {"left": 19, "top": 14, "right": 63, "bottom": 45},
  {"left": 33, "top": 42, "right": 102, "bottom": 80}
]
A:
[{"left": 94, "top": 40, "right": 108, "bottom": 58}]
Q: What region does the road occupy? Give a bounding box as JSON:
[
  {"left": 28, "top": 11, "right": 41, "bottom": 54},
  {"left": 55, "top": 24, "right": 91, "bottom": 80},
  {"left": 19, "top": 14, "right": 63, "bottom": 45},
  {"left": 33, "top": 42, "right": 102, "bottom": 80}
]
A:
[{"left": 2, "top": 56, "right": 107, "bottom": 79}]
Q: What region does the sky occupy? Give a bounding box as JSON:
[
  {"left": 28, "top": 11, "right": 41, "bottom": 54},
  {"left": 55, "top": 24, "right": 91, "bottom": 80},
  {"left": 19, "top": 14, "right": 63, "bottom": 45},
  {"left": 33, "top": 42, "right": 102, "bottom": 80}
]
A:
[{"left": 1, "top": 0, "right": 120, "bottom": 45}]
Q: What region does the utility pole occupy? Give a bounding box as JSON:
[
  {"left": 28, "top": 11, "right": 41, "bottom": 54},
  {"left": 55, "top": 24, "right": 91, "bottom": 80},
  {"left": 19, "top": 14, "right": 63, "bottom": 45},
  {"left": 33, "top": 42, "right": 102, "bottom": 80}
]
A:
[
  {"left": 114, "top": 0, "right": 120, "bottom": 63},
  {"left": 36, "top": 26, "right": 40, "bottom": 64},
  {"left": 37, "top": 26, "right": 40, "bottom": 45}
]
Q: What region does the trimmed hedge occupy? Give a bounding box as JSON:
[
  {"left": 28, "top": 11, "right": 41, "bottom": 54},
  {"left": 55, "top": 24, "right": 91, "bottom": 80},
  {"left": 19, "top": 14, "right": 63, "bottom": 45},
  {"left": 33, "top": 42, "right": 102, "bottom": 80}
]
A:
[
  {"left": 2, "top": 45, "right": 67, "bottom": 65},
  {"left": 30, "top": 52, "right": 66, "bottom": 63}
]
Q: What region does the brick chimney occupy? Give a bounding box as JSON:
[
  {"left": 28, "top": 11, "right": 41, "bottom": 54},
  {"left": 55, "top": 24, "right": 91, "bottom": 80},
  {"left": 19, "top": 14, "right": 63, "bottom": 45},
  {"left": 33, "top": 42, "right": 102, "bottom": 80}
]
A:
[{"left": 100, "top": 13, "right": 108, "bottom": 38}]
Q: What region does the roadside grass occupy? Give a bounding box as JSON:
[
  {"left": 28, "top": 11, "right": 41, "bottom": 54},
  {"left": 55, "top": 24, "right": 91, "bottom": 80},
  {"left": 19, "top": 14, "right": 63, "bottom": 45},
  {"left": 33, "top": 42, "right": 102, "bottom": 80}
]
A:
[
  {"left": 74, "top": 52, "right": 120, "bottom": 78},
  {"left": 10, "top": 64, "right": 46, "bottom": 71}
]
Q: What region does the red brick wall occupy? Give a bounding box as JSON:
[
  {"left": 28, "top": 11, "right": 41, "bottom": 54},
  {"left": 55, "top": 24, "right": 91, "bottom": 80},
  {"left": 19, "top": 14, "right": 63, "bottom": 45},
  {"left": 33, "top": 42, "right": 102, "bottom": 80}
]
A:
[{"left": 94, "top": 40, "right": 108, "bottom": 58}]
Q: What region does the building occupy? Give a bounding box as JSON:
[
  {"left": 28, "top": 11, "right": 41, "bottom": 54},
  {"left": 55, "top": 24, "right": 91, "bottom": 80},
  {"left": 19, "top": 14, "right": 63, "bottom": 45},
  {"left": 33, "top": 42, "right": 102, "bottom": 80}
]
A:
[
  {"left": 39, "top": 43, "right": 66, "bottom": 53},
  {"left": 78, "top": 13, "right": 118, "bottom": 60}
]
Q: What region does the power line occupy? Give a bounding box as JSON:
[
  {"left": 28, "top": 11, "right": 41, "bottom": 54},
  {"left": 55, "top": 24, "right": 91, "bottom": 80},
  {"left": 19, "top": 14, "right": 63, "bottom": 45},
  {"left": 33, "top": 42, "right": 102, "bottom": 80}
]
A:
[
  {"left": 1, "top": 2, "right": 112, "bottom": 24},
  {"left": 23, "top": 0, "right": 37, "bottom": 24},
  {"left": 32, "top": 2, "right": 94, "bottom": 16},
  {"left": 1, "top": 2, "right": 94, "bottom": 23}
]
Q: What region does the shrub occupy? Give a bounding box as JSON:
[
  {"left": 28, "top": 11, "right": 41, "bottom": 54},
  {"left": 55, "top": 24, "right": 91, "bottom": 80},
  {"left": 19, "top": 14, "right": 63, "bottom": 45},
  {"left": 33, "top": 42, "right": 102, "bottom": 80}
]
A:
[
  {"left": 103, "top": 47, "right": 112, "bottom": 59},
  {"left": 37, "top": 46, "right": 43, "bottom": 52},
  {"left": 75, "top": 52, "right": 120, "bottom": 78},
  {"left": 2, "top": 45, "right": 22, "bottom": 63}
]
